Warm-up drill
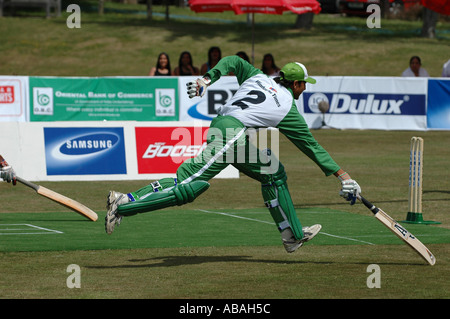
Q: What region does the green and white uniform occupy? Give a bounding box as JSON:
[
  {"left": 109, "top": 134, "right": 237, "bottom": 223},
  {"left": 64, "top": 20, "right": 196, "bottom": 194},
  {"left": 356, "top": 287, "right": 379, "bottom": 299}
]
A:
[{"left": 119, "top": 56, "right": 340, "bottom": 240}]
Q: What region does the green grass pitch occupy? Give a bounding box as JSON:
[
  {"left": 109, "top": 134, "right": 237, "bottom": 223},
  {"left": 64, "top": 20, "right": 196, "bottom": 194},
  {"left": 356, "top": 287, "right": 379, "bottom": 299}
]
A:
[
  {"left": 1, "top": 207, "right": 449, "bottom": 252},
  {"left": 1, "top": 206, "right": 449, "bottom": 299}
]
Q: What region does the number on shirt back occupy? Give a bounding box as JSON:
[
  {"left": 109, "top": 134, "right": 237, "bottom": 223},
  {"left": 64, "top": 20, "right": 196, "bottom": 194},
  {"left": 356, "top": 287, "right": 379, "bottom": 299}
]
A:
[{"left": 232, "top": 90, "right": 266, "bottom": 110}]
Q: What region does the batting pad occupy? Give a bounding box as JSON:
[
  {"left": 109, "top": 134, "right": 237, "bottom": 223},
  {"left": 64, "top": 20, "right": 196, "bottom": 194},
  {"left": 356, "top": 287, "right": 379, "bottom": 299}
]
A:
[{"left": 117, "top": 180, "right": 210, "bottom": 216}]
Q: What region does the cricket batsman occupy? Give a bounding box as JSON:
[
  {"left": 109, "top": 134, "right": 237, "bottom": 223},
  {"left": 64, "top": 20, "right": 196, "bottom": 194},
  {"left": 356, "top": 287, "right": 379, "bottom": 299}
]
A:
[{"left": 105, "top": 55, "right": 361, "bottom": 253}]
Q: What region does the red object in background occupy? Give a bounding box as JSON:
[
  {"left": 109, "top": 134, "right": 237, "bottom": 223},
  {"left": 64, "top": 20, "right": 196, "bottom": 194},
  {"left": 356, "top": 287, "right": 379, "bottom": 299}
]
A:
[
  {"left": 421, "top": 0, "right": 450, "bottom": 15},
  {"left": 189, "top": 0, "right": 321, "bottom": 63},
  {"left": 189, "top": 0, "right": 321, "bottom": 15},
  {"left": 0, "top": 86, "right": 14, "bottom": 103},
  {"left": 136, "top": 126, "right": 209, "bottom": 174}
]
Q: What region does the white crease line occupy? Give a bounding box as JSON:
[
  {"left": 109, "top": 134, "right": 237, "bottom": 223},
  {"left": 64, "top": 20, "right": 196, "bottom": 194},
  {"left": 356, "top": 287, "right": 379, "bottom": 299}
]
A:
[
  {"left": 198, "top": 209, "right": 275, "bottom": 225},
  {"left": 0, "top": 224, "right": 63, "bottom": 235},
  {"left": 196, "top": 209, "right": 375, "bottom": 245},
  {"left": 319, "top": 232, "right": 375, "bottom": 245}
]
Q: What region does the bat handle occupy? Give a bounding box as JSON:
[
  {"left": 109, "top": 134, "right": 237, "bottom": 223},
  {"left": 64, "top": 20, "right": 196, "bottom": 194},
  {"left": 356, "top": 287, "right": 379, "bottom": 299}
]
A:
[
  {"left": 357, "top": 194, "right": 379, "bottom": 215},
  {"left": 15, "top": 176, "right": 40, "bottom": 192}
]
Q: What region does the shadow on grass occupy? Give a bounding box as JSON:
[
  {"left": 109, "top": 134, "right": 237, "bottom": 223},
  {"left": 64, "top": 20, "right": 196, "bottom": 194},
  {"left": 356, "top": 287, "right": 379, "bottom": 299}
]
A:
[{"left": 86, "top": 254, "right": 424, "bottom": 269}]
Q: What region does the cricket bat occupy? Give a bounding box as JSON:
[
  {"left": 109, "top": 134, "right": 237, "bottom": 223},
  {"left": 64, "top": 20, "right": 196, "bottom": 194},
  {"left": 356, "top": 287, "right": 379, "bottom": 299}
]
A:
[
  {"left": 358, "top": 195, "right": 435, "bottom": 265},
  {"left": 0, "top": 155, "right": 98, "bottom": 221}
]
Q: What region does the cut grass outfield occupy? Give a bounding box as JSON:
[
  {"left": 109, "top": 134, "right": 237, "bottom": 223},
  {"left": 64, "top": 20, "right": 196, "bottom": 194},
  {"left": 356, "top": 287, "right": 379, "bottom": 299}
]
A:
[
  {"left": 0, "top": 208, "right": 449, "bottom": 299},
  {"left": 0, "top": 2, "right": 449, "bottom": 77},
  {"left": 1, "top": 130, "right": 450, "bottom": 299},
  {"left": 1, "top": 207, "right": 448, "bottom": 252}
]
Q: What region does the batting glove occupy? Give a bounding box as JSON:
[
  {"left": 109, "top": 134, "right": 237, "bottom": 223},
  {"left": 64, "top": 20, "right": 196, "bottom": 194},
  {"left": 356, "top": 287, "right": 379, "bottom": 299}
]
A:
[
  {"left": 339, "top": 179, "right": 361, "bottom": 205},
  {"left": 186, "top": 77, "right": 211, "bottom": 99},
  {"left": 0, "top": 165, "right": 17, "bottom": 185}
]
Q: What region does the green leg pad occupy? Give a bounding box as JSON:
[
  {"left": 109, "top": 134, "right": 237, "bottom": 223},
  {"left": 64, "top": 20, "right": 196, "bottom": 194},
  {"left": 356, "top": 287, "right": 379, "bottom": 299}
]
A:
[
  {"left": 129, "top": 177, "right": 178, "bottom": 200},
  {"left": 262, "top": 164, "right": 303, "bottom": 240},
  {"left": 117, "top": 180, "right": 210, "bottom": 216}
]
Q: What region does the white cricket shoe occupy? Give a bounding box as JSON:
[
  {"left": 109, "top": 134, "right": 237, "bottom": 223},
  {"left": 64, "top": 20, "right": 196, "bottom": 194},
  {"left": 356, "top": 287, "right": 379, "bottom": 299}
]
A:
[
  {"left": 282, "top": 224, "right": 322, "bottom": 253},
  {"left": 105, "top": 191, "right": 129, "bottom": 235}
]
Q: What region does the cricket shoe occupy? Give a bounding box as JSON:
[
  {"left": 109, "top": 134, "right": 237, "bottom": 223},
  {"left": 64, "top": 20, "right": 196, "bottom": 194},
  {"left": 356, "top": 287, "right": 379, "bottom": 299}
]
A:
[
  {"left": 105, "top": 191, "right": 129, "bottom": 235},
  {"left": 282, "top": 224, "right": 322, "bottom": 253}
]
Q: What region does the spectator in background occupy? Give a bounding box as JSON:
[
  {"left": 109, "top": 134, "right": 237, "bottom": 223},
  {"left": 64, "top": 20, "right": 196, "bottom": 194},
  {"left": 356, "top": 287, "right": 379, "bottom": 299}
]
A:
[
  {"left": 173, "top": 51, "right": 200, "bottom": 76},
  {"left": 442, "top": 59, "right": 450, "bottom": 77},
  {"left": 236, "top": 51, "right": 250, "bottom": 63},
  {"left": 200, "top": 46, "right": 222, "bottom": 75},
  {"left": 261, "top": 53, "right": 281, "bottom": 77},
  {"left": 228, "top": 51, "right": 251, "bottom": 75},
  {"left": 401, "top": 56, "right": 429, "bottom": 77},
  {"left": 149, "top": 52, "right": 171, "bottom": 76}
]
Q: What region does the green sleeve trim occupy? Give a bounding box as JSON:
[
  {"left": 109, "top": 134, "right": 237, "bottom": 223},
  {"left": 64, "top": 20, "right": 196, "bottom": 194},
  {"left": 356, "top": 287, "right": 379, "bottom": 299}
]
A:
[
  {"left": 205, "top": 56, "right": 263, "bottom": 86},
  {"left": 277, "top": 102, "right": 341, "bottom": 176}
]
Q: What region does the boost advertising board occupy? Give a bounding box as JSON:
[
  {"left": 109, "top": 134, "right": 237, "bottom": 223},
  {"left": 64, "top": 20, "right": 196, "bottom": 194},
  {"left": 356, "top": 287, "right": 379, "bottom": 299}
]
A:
[{"left": 135, "top": 126, "right": 209, "bottom": 175}]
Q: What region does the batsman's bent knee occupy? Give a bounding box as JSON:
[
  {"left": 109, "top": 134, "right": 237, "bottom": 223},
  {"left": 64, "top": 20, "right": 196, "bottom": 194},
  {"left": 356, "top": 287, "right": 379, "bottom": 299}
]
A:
[{"left": 117, "top": 180, "right": 210, "bottom": 216}]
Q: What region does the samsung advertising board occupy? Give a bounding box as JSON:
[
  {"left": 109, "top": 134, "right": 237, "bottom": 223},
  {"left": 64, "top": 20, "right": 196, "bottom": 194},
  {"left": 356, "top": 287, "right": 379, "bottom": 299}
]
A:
[{"left": 44, "top": 127, "right": 127, "bottom": 175}]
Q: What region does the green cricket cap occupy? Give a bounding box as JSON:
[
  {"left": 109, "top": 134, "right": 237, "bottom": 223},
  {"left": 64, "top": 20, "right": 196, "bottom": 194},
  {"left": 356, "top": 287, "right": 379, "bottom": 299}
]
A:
[{"left": 280, "top": 62, "right": 316, "bottom": 84}]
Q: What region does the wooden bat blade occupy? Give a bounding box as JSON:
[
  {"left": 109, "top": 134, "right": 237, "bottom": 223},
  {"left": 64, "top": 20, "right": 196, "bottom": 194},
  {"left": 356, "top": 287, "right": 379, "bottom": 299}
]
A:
[
  {"left": 1, "top": 155, "right": 97, "bottom": 221},
  {"left": 374, "top": 209, "right": 435, "bottom": 265},
  {"left": 15, "top": 176, "right": 97, "bottom": 221},
  {"left": 37, "top": 186, "right": 98, "bottom": 221},
  {"left": 358, "top": 195, "right": 435, "bottom": 265}
]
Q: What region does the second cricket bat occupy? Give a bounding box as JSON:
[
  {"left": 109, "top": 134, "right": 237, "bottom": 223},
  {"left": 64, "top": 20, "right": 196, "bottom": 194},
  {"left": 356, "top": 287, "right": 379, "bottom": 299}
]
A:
[
  {"left": 16, "top": 176, "right": 98, "bottom": 221},
  {"left": 1, "top": 155, "right": 97, "bottom": 221}
]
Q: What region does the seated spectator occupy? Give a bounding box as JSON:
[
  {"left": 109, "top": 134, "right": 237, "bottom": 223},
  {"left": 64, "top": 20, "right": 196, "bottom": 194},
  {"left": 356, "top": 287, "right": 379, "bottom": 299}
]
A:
[
  {"left": 149, "top": 52, "right": 171, "bottom": 76},
  {"left": 236, "top": 51, "right": 250, "bottom": 63},
  {"left": 401, "top": 56, "right": 429, "bottom": 77},
  {"left": 173, "top": 51, "right": 200, "bottom": 76},
  {"left": 261, "top": 53, "right": 281, "bottom": 77},
  {"left": 200, "top": 46, "right": 222, "bottom": 75},
  {"left": 228, "top": 51, "right": 251, "bottom": 75}
]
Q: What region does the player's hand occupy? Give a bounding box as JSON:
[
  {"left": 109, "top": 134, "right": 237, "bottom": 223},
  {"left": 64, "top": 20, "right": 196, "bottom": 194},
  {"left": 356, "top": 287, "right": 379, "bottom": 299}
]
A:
[
  {"left": 186, "top": 77, "right": 211, "bottom": 98},
  {"left": 0, "top": 165, "right": 17, "bottom": 185},
  {"left": 339, "top": 179, "right": 361, "bottom": 205}
]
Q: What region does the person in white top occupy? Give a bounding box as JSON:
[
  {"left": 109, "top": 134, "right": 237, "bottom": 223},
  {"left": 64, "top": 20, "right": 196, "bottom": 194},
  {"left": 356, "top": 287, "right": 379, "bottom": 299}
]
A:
[{"left": 402, "top": 56, "right": 429, "bottom": 77}]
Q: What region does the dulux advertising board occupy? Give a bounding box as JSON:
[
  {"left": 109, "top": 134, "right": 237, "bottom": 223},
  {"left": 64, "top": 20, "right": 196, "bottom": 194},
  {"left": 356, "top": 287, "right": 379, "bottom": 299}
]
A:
[{"left": 179, "top": 76, "right": 430, "bottom": 130}]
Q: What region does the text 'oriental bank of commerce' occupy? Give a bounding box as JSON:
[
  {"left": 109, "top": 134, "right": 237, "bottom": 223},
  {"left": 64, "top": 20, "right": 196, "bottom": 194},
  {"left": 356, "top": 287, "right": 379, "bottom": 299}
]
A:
[{"left": 29, "top": 77, "right": 178, "bottom": 121}]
